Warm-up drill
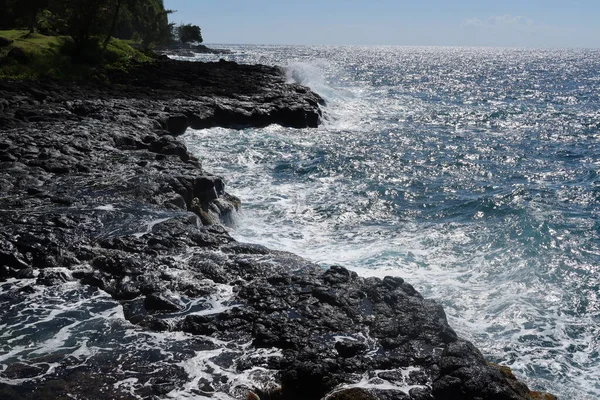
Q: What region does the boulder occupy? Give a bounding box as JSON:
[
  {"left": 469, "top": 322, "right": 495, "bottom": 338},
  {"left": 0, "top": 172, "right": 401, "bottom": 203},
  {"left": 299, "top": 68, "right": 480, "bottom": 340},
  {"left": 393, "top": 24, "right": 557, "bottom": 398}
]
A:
[
  {"left": 149, "top": 134, "right": 190, "bottom": 160},
  {"left": 0, "top": 36, "right": 14, "bottom": 47},
  {"left": 6, "top": 47, "right": 28, "bottom": 64},
  {"left": 166, "top": 113, "right": 188, "bottom": 135},
  {"left": 144, "top": 291, "right": 184, "bottom": 313}
]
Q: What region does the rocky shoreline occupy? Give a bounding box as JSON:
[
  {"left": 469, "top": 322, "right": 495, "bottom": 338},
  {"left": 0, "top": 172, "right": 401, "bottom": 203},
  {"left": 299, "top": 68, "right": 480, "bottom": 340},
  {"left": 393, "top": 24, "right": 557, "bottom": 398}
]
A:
[
  {"left": 156, "top": 43, "right": 233, "bottom": 58},
  {"left": 0, "top": 59, "right": 554, "bottom": 399}
]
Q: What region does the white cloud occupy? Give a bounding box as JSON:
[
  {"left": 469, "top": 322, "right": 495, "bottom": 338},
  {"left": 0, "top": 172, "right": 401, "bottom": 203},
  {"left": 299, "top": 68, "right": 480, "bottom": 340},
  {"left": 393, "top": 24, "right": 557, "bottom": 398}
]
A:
[
  {"left": 457, "top": 14, "right": 547, "bottom": 47},
  {"left": 463, "top": 18, "right": 484, "bottom": 27},
  {"left": 463, "top": 14, "right": 535, "bottom": 28},
  {"left": 488, "top": 15, "right": 534, "bottom": 26}
]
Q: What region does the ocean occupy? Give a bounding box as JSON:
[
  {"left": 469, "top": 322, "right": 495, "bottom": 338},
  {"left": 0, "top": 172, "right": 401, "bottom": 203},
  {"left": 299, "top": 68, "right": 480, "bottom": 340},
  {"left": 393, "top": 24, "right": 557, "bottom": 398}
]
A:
[
  {"left": 1, "top": 45, "right": 598, "bottom": 400},
  {"left": 179, "top": 45, "right": 600, "bottom": 399}
]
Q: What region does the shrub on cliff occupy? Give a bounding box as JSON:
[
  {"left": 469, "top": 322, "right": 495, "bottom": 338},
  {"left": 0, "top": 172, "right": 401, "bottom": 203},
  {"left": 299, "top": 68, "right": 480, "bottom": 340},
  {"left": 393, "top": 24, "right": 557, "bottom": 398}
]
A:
[{"left": 177, "top": 23, "right": 203, "bottom": 44}]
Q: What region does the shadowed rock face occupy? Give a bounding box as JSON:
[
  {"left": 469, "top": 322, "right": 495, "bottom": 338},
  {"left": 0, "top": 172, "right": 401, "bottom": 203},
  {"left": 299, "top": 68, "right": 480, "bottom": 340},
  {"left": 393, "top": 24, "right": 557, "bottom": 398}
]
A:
[
  {"left": 0, "top": 60, "right": 548, "bottom": 400},
  {"left": 0, "top": 58, "right": 325, "bottom": 132},
  {"left": 156, "top": 43, "right": 234, "bottom": 56}
]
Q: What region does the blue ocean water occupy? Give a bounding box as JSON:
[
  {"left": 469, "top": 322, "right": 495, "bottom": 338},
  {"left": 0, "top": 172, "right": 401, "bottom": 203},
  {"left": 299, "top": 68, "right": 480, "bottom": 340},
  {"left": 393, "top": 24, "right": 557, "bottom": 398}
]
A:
[{"left": 181, "top": 45, "right": 600, "bottom": 399}]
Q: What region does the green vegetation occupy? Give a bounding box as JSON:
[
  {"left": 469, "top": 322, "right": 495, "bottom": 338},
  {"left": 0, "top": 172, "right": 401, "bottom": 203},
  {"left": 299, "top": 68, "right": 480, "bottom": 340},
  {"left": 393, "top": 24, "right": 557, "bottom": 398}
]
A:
[
  {"left": 0, "top": 29, "right": 153, "bottom": 79},
  {"left": 110, "top": 0, "right": 174, "bottom": 49},
  {"left": 0, "top": 0, "right": 208, "bottom": 80},
  {"left": 0, "top": 0, "right": 186, "bottom": 79},
  {"left": 0, "top": 0, "right": 175, "bottom": 48},
  {"left": 177, "top": 24, "right": 203, "bottom": 44},
  {"left": 0, "top": 30, "right": 59, "bottom": 53}
]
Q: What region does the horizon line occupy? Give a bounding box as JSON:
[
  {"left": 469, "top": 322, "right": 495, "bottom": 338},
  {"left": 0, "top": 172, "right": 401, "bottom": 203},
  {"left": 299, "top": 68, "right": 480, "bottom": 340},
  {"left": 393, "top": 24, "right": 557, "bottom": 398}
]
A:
[{"left": 201, "top": 43, "right": 600, "bottom": 50}]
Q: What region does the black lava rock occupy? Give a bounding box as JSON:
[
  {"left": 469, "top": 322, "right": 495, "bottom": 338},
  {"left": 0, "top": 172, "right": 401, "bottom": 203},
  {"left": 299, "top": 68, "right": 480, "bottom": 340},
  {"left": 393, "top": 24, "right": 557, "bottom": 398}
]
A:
[
  {"left": 167, "top": 113, "right": 189, "bottom": 135},
  {"left": 0, "top": 58, "right": 551, "bottom": 400}
]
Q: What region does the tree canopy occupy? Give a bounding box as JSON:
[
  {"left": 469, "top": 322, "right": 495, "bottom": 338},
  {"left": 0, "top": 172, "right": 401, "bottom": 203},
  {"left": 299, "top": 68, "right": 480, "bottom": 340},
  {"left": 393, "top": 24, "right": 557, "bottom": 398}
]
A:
[
  {"left": 0, "top": 0, "right": 176, "bottom": 51},
  {"left": 177, "top": 23, "right": 202, "bottom": 44}
]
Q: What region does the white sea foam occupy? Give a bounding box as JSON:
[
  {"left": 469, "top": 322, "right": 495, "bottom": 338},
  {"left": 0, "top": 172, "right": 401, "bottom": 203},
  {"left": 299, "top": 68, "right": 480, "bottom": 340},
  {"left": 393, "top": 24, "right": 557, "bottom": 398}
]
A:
[
  {"left": 181, "top": 46, "right": 600, "bottom": 399},
  {"left": 95, "top": 204, "right": 116, "bottom": 211},
  {"left": 3, "top": 45, "right": 599, "bottom": 399},
  {"left": 132, "top": 216, "right": 172, "bottom": 238},
  {"left": 326, "top": 367, "right": 429, "bottom": 397},
  {"left": 167, "top": 344, "right": 284, "bottom": 400}
]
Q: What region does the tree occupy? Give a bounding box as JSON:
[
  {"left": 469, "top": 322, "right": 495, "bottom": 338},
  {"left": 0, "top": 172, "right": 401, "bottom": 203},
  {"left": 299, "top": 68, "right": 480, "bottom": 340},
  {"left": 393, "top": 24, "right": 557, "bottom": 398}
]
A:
[
  {"left": 15, "top": 0, "right": 49, "bottom": 33},
  {"left": 0, "top": 0, "right": 16, "bottom": 29},
  {"left": 1, "top": 0, "right": 49, "bottom": 32},
  {"left": 103, "top": 0, "right": 124, "bottom": 50},
  {"left": 115, "top": 0, "right": 172, "bottom": 48},
  {"left": 47, "top": 0, "right": 113, "bottom": 54},
  {"left": 0, "top": 0, "right": 175, "bottom": 54},
  {"left": 27, "top": 0, "right": 50, "bottom": 33},
  {"left": 177, "top": 23, "right": 202, "bottom": 44},
  {"left": 168, "top": 22, "right": 178, "bottom": 43}
]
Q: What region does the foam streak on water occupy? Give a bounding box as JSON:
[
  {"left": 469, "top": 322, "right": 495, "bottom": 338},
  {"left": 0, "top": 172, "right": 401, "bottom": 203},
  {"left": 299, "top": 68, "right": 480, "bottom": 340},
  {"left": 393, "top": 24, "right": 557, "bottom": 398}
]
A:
[
  {"left": 0, "top": 275, "right": 289, "bottom": 399},
  {"left": 181, "top": 45, "right": 600, "bottom": 399}
]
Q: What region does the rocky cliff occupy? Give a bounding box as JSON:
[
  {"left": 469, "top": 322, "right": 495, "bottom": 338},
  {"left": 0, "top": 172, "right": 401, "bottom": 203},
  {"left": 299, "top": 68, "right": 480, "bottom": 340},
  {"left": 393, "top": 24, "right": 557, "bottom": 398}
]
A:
[{"left": 0, "top": 59, "right": 554, "bottom": 400}]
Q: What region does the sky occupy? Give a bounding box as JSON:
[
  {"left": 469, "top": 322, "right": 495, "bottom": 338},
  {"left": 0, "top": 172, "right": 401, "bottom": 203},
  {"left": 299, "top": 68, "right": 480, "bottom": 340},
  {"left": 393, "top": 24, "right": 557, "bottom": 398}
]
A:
[{"left": 164, "top": 0, "right": 600, "bottom": 48}]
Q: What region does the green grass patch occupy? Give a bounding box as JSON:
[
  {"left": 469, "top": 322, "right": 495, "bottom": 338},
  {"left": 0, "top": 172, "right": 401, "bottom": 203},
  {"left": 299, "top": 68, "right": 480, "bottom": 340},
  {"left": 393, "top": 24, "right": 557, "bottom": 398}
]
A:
[
  {"left": 0, "top": 30, "right": 154, "bottom": 80},
  {"left": 104, "top": 37, "right": 153, "bottom": 66}
]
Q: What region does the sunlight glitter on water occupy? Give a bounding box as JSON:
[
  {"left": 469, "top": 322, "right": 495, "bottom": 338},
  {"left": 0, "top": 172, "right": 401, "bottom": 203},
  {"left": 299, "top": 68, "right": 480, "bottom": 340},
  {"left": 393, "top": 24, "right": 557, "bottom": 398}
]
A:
[{"left": 181, "top": 45, "right": 600, "bottom": 399}]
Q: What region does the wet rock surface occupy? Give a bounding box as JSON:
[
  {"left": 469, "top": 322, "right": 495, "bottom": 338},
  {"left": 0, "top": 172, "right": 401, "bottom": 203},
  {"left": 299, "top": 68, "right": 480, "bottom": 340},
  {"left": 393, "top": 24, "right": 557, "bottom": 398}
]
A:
[{"left": 0, "top": 60, "right": 548, "bottom": 399}]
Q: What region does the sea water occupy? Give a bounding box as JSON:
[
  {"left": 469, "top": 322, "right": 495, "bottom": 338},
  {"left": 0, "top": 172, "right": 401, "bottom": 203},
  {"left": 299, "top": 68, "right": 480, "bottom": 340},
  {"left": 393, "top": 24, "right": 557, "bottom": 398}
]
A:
[
  {"left": 179, "top": 45, "right": 600, "bottom": 399},
  {"left": 1, "top": 46, "right": 598, "bottom": 400}
]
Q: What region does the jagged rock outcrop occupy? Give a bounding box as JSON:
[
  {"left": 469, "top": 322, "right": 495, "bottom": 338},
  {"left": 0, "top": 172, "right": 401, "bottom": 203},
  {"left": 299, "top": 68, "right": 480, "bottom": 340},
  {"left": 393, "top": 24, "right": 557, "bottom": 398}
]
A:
[
  {"left": 156, "top": 43, "right": 234, "bottom": 56},
  {"left": 0, "top": 59, "right": 553, "bottom": 400},
  {"left": 0, "top": 58, "right": 324, "bottom": 131}
]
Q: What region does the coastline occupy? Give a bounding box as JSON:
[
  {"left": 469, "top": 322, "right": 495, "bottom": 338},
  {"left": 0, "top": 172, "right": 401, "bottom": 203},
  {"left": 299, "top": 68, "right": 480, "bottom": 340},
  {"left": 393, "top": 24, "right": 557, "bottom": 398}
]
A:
[{"left": 0, "top": 58, "right": 554, "bottom": 399}]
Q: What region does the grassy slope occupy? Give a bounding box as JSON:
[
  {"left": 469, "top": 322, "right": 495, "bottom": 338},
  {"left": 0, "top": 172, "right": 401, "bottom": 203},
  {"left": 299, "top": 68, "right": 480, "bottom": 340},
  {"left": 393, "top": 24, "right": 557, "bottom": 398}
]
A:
[{"left": 0, "top": 30, "right": 153, "bottom": 80}]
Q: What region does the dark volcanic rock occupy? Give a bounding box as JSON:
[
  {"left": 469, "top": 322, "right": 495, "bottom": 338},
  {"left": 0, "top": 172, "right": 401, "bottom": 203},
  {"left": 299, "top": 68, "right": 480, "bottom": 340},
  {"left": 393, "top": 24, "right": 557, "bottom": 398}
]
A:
[
  {"left": 149, "top": 134, "right": 190, "bottom": 160},
  {"left": 157, "top": 43, "right": 233, "bottom": 56},
  {"left": 166, "top": 113, "right": 189, "bottom": 135},
  {"left": 1, "top": 363, "right": 49, "bottom": 379},
  {"left": 0, "top": 36, "right": 13, "bottom": 47},
  {"left": 6, "top": 47, "right": 28, "bottom": 64},
  {"left": 0, "top": 58, "right": 551, "bottom": 400},
  {"left": 144, "top": 291, "right": 185, "bottom": 313},
  {"left": 0, "top": 58, "right": 325, "bottom": 130}
]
